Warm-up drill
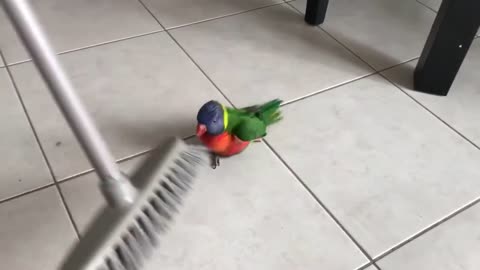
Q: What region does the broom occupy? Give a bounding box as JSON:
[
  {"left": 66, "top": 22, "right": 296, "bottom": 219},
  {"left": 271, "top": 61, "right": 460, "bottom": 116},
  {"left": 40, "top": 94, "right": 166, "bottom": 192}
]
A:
[{"left": 2, "top": 0, "right": 208, "bottom": 269}]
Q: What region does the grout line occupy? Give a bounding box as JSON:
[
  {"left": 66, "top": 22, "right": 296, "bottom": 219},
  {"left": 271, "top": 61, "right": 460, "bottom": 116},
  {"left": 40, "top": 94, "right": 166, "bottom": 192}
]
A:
[
  {"left": 0, "top": 134, "right": 196, "bottom": 209},
  {"left": 165, "top": 2, "right": 287, "bottom": 31},
  {"left": 285, "top": 0, "right": 302, "bottom": 13},
  {"left": 373, "top": 262, "right": 382, "bottom": 270},
  {"left": 355, "top": 258, "right": 384, "bottom": 270},
  {"left": 355, "top": 261, "right": 374, "bottom": 270},
  {"left": 5, "top": 59, "right": 30, "bottom": 67},
  {"left": 286, "top": 1, "right": 421, "bottom": 75},
  {"left": 415, "top": 0, "right": 438, "bottom": 14},
  {"left": 58, "top": 168, "right": 95, "bottom": 183},
  {"left": 279, "top": 57, "right": 421, "bottom": 108},
  {"left": 375, "top": 57, "right": 420, "bottom": 73},
  {"left": 287, "top": 1, "right": 379, "bottom": 73},
  {"left": 163, "top": 31, "right": 236, "bottom": 107},
  {"left": 55, "top": 149, "right": 154, "bottom": 184},
  {"left": 0, "top": 183, "right": 55, "bottom": 205},
  {"left": 0, "top": 51, "right": 81, "bottom": 237},
  {"left": 6, "top": 29, "right": 165, "bottom": 67},
  {"left": 280, "top": 73, "right": 374, "bottom": 107},
  {"left": 113, "top": 134, "right": 198, "bottom": 164},
  {"left": 4, "top": 3, "right": 287, "bottom": 68},
  {"left": 58, "top": 134, "right": 197, "bottom": 184},
  {"left": 262, "top": 138, "right": 378, "bottom": 265},
  {"left": 54, "top": 185, "right": 81, "bottom": 237},
  {"left": 135, "top": 0, "right": 237, "bottom": 108},
  {"left": 288, "top": 0, "right": 480, "bottom": 153},
  {"left": 371, "top": 194, "right": 480, "bottom": 264},
  {"left": 380, "top": 73, "right": 480, "bottom": 151},
  {"left": 369, "top": 73, "right": 480, "bottom": 263}
]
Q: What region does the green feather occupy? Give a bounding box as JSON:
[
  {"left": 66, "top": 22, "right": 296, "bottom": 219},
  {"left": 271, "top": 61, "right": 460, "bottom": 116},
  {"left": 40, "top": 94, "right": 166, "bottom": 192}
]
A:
[
  {"left": 250, "top": 99, "right": 283, "bottom": 126},
  {"left": 226, "top": 99, "right": 283, "bottom": 141},
  {"left": 232, "top": 118, "right": 266, "bottom": 141}
]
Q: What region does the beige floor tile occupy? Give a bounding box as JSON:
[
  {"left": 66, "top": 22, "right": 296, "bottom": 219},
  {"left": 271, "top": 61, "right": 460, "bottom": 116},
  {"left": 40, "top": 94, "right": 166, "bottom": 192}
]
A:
[
  {"left": 9, "top": 33, "right": 226, "bottom": 180},
  {"left": 0, "top": 68, "right": 52, "bottom": 201},
  {"left": 382, "top": 41, "right": 480, "bottom": 147},
  {"left": 142, "top": 0, "right": 282, "bottom": 29},
  {"left": 62, "top": 142, "right": 368, "bottom": 270},
  {"left": 0, "top": 0, "right": 160, "bottom": 64},
  {"left": 171, "top": 4, "right": 373, "bottom": 107},
  {"left": 290, "top": 0, "right": 436, "bottom": 70},
  {"left": 0, "top": 187, "right": 77, "bottom": 270},
  {"left": 267, "top": 74, "right": 480, "bottom": 255},
  {"left": 378, "top": 203, "right": 480, "bottom": 270}
]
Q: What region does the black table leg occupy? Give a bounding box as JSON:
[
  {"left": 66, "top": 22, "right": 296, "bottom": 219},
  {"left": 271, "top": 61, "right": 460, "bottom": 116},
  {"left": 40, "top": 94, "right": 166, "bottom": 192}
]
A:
[
  {"left": 305, "top": 0, "right": 329, "bottom": 25},
  {"left": 414, "top": 0, "right": 480, "bottom": 96}
]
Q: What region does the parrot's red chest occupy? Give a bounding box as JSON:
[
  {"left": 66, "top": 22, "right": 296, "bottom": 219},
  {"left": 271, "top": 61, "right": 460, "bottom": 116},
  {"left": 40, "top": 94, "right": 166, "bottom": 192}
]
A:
[{"left": 198, "top": 132, "right": 250, "bottom": 157}]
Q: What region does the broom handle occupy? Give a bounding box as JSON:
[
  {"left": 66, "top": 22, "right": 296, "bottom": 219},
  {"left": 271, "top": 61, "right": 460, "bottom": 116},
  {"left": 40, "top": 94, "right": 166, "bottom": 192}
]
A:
[{"left": 2, "top": 0, "right": 123, "bottom": 183}]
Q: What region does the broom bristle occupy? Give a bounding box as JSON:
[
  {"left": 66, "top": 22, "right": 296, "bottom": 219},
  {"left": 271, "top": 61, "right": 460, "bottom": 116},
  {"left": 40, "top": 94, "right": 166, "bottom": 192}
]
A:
[{"left": 61, "top": 139, "right": 208, "bottom": 270}]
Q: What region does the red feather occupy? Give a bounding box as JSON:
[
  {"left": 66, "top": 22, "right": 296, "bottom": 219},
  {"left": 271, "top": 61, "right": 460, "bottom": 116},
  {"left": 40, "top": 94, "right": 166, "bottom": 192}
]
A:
[{"left": 198, "top": 131, "right": 250, "bottom": 157}]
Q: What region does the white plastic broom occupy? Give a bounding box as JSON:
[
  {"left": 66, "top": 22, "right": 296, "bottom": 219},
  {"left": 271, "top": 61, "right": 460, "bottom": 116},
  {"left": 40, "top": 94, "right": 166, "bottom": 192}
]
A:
[{"left": 1, "top": 0, "right": 208, "bottom": 269}]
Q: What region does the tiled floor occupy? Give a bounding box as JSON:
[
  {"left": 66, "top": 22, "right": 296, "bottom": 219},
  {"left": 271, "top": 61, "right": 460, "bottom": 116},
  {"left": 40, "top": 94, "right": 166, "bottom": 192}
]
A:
[{"left": 0, "top": 0, "right": 479, "bottom": 269}]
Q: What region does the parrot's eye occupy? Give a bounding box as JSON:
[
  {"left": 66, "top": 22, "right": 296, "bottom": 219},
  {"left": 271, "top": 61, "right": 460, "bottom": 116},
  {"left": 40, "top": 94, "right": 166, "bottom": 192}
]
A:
[{"left": 213, "top": 120, "right": 217, "bottom": 123}]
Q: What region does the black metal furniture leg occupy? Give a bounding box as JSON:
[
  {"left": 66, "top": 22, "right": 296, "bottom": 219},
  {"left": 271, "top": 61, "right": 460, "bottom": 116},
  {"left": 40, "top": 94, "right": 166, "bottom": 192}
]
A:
[
  {"left": 414, "top": 0, "right": 480, "bottom": 96},
  {"left": 305, "top": 0, "right": 329, "bottom": 25}
]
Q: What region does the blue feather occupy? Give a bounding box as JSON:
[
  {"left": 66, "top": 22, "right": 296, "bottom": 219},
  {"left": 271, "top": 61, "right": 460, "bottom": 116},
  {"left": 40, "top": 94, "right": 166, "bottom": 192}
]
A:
[{"left": 197, "top": 101, "right": 225, "bottom": 135}]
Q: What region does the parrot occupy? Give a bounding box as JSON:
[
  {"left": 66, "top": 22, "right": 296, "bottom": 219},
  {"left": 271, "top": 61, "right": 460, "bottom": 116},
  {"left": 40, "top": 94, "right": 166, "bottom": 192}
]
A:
[{"left": 196, "top": 99, "right": 282, "bottom": 169}]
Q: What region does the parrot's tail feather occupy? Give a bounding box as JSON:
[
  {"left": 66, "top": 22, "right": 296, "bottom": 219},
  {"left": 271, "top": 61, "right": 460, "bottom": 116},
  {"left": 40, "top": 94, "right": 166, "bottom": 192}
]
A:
[{"left": 256, "top": 99, "right": 283, "bottom": 126}]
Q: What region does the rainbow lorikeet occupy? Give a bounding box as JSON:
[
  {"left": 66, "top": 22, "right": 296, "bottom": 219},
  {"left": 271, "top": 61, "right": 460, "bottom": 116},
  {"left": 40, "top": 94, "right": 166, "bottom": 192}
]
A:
[{"left": 196, "top": 99, "right": 282, "bottom": 168}]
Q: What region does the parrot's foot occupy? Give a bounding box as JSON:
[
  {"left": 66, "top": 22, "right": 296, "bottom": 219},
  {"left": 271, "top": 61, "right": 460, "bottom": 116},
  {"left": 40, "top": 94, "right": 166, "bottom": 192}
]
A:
[{"left": 211, "top": 154, "right": 220, "bottom": 169}]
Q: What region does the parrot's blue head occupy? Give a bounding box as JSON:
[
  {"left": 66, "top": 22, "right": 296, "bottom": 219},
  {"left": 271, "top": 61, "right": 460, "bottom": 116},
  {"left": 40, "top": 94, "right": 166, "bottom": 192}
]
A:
[{"left": 196, "top": 100, "right": 226, "bottom": 136}]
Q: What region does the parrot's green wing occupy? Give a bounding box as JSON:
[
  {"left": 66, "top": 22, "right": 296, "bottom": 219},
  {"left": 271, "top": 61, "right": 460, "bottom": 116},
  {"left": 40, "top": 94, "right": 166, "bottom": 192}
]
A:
[
  {"left": 232, "top": 118, "right": 267, "bottom": 141},
  {"left": 229, "top": 99, "right": 282, "bottom": 141},
  {"left": 240, "top": 99, "right": 282, "bottom": 125}
]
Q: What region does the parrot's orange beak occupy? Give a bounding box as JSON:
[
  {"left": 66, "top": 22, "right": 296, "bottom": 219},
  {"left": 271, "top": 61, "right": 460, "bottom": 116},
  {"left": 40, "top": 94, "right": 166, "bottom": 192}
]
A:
[{"left": 196, "top": 124, "right": 207, "bottom": 136}]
